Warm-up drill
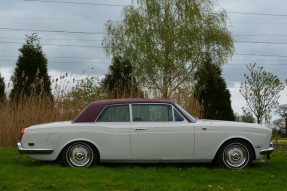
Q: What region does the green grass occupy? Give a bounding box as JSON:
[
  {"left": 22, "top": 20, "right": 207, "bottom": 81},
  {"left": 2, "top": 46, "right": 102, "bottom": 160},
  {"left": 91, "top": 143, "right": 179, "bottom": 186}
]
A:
[{"left": 0, "top": 148, "right": 286, "bottom": 191}]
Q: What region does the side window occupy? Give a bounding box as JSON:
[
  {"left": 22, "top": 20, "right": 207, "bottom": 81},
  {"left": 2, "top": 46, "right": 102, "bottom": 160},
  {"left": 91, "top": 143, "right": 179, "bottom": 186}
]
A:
[
  {"left": 174, "top": 109, "right": 185, "bottom": 121},
  {"left": 132, "top": 104, "right": 173, "bottom": 122},
  {"left": 96, "top": 105, "right": 130, "bottom": 122}
]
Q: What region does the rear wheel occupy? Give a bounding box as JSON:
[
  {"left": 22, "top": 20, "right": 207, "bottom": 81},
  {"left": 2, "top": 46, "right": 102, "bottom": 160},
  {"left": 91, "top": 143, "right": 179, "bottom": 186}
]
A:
[
  {"left": 62, "top": 142, "right": 99, "bottom": 167},
  {"left": 217, "top": 140, "right": 253, "bottom": 169}
]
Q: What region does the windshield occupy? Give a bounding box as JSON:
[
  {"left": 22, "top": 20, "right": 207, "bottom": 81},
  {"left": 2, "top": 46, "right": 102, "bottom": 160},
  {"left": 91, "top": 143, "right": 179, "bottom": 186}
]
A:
[{"left": 175, "top": 104, "right": 197, "bottom": 123}]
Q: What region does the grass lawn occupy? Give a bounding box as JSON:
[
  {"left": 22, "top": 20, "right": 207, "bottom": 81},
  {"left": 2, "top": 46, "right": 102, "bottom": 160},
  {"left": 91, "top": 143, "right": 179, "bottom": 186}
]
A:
[{"left": 0, "top": 148, "right": 286, "bottom": 191}]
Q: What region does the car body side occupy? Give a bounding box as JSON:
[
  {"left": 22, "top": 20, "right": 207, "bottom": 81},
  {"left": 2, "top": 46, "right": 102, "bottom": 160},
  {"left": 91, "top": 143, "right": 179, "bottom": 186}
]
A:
[{"left": 19, "top": 120, "right": 272, "bottom": 163}]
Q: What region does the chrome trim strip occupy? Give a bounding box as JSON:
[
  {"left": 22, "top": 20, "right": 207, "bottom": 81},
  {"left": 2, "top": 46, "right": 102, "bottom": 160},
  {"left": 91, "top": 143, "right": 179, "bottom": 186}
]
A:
[{"left": 17, "top": 142, "right": 53, "bottom": 154}]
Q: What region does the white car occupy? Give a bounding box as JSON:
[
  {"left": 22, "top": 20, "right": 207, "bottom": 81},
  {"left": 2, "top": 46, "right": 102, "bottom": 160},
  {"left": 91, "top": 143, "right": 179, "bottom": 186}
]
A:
[{"left": 17, "top": 99, "right": 273, "bottom": 169}]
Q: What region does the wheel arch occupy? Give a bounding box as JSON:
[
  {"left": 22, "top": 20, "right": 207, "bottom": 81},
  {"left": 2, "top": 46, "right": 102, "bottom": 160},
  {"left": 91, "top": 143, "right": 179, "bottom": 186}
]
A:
[
  {"left": 214, "top": 138, "right": 256, "bottom": 161},
  {"left": 57, "top": 139, "right": 100, "bottom": 161}
]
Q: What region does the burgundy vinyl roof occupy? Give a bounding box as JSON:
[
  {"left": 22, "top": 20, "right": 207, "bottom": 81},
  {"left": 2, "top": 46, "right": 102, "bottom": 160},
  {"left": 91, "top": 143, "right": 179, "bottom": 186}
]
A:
[{"left": 73, "top": 98, "right": 181, "bottom": 123}]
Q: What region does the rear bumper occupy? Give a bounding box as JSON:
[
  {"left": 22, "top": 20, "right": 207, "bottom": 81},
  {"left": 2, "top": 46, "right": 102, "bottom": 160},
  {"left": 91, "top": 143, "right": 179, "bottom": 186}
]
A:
[
  {"left": 260, "top": 142, "right": 274, "bottom": 160},
  {"left": 17, "top": 142, "right": 53, "bottom": 155}
]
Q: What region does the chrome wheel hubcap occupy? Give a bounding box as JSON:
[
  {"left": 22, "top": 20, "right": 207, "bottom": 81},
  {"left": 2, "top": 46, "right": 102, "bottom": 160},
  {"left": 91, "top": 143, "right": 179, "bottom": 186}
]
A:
[
  {"left": 68, "top": 143, "right": 92, "bottom": 167},
  {"left": 224, "top": 144, "right": 248, "bottom": 168}
]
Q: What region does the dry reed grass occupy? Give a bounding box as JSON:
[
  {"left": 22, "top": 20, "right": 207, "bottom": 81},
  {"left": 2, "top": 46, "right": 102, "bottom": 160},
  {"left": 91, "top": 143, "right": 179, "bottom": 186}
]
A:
[
  {"left": 0, "top": 95, "right": 83, "bottom": 147},
  {"left": 0, "top": 74, "right": 89, "bottom": 146},
  {"left": 0, "top": 78, "right": 202, "bottom": 147}
]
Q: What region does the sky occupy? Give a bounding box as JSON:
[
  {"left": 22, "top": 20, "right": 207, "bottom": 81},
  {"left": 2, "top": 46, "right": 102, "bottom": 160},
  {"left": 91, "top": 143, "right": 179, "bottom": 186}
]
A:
[{"left": 0, "top": 0, "right": 286, "bottom": 116}]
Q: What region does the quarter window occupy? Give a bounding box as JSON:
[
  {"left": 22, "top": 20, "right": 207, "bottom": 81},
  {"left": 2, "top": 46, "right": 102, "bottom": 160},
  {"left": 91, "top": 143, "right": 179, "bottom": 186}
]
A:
[
  {"left": 174, "top": 109, "right": 184, "bottom": 121},
  {"left": 96, "top": 105, "right": 130, "bottom": 122}
]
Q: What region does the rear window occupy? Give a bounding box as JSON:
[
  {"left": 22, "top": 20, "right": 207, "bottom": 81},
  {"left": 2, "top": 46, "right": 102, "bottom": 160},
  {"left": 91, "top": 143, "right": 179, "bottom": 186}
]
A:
[{"left": 96, "top": 105, "right": 130, "bottom": 122}]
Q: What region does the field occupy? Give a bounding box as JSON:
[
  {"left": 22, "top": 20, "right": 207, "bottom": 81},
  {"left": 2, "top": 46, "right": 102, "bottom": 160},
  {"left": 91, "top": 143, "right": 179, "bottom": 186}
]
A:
[{"left": 0, "top": 148, "right": 286, "bottom": 191}]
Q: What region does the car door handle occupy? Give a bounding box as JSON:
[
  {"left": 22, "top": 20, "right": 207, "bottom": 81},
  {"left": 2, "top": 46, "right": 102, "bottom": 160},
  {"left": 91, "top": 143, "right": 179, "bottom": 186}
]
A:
[{"left": 135, "top": 128, "right": 147, "bottom": 131}]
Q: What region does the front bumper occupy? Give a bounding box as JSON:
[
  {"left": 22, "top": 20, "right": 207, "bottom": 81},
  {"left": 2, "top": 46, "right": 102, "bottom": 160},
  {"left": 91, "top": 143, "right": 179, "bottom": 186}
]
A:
[
  {"left": 260, "top": 142, "right": 274, "bottom": 160},
  {"left": 17, "top": 142, "right": 53, "bottom": 155}
]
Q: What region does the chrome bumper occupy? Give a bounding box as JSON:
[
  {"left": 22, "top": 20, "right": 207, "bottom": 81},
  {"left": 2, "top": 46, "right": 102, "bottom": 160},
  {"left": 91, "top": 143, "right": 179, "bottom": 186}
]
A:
[
  {"left": 17, "top": 142, "right": 53, "bottom": 155},
  {"left": 260, "top": 142, "right": 274, "bottom": 160}
]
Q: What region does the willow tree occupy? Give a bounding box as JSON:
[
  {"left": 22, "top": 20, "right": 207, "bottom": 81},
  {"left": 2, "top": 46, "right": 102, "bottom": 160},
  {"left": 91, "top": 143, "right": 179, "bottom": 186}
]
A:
[{"left": 103, "top": 0, "right": 233, "bottom": 98}]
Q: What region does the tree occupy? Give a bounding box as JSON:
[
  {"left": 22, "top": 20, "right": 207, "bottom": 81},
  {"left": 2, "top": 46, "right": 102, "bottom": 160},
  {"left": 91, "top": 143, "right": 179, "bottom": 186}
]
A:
[
  {"left": 0, "top": 73, "right": 5, "bottom": 103},
  {"left": 103, "top": 0, "right": 233, "bottom": 98},
  {"left": 10, "top": 33, "right": 52, "bottom": 101},
  {"left": 273, "top": 118, "right": 286, "bottom": 136},
  {"left": 68, "top": 76, "right": 99, "bottom": 105},
  {"left": 194, "top": 56, "right": 235, "bottom": 121},
  {"left": 235, "top": 111, "right": 255, "bottom": 123},
  {"left": 240, "top": 63, "right": 285, "bottom": 124},
  {"left": 274, "top": 104, "right": 287, "bottom": 135},
  {"left": 101, "top": 56, "right": 141, "bottom": 98}
]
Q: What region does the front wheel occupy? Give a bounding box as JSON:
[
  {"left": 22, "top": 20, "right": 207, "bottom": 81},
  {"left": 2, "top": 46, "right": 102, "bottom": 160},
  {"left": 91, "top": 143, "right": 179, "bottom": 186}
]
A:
[
  {"left": 62, "top": 142, "right": 99, "bottom": 167},
  {"left": 217, "top": 140, "right": 253, "bottom": 169}
]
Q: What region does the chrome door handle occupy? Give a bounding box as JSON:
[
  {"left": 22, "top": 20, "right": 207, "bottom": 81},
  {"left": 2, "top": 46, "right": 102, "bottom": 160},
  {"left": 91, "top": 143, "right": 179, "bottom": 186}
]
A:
[{"left": 135, "top": 128, "right": 147, "bottom": 130}]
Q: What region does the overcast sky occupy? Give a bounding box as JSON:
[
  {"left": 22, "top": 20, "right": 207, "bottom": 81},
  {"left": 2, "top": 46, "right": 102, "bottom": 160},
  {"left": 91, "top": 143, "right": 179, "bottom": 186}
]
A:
[{"left": 0, "top": 0, "right": 286, "bottom": 115}]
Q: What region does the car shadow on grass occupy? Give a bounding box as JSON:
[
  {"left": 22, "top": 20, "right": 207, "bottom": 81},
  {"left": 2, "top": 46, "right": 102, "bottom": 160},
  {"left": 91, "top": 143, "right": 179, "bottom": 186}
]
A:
[
  {"left": 16, "top": 155, "right": 269, "bottom": 169},
  {"left": 17, "top": 156, "right": 218, "bottom": 169},
  {"left": 99, "top": 162, "right": 217, "bottom": 169}
]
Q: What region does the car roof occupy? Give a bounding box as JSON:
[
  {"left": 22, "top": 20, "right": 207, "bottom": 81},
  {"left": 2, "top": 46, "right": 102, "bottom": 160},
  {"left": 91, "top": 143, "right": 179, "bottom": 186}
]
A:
[
  {"left": 91, "top": 98, "right": 175, "bottom": 105},
  {"left": 73, "top": 98, "right": 176, "bottom": 123}
]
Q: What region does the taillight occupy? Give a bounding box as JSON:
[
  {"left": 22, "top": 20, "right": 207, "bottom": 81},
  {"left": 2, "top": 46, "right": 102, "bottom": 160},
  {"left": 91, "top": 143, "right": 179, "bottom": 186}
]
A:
[{"left": 20, "top": 128, "right": 25, "bottom": 141}]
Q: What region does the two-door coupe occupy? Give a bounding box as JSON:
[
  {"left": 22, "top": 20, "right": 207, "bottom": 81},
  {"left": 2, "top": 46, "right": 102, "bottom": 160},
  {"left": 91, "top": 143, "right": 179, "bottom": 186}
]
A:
[{"left": 17, "top": 99, "right": 273, "bottom": 169}]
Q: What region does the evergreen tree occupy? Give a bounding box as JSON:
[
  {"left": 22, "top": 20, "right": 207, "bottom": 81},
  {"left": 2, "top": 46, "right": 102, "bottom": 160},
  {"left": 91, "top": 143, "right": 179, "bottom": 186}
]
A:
[
  {"left": 102, "top": 56, "right": 141, "bottom": 98},
  {"left": 194, "top": 56, "right": 235, "bottom": 121},
  {"left": 0, "top": 73, "right": 5, "bottom": 103},
  {"left": 10, "top": 33, "right": 52, "bottom": 101}
]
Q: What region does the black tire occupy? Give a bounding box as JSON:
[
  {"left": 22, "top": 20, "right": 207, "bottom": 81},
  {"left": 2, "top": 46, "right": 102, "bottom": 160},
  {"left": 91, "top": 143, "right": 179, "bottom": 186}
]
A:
[
  {"left": 62, "top": 142, "right": 99, "bottom": 167},
  {"left": 217, "top": 140, "right": 253, "bottom": 169}
]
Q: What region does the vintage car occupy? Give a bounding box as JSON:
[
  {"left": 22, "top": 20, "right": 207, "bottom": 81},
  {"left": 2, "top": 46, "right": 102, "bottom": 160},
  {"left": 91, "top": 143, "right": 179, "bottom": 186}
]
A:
[{"left": 17, "top": 98, "right": 273, "bottom": 169}]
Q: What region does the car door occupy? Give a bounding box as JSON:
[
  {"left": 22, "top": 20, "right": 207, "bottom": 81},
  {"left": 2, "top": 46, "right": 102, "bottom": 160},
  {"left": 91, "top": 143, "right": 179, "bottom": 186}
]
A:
[
  {"left": 95, "top": 104, "right": 131, "bottom": 159},
  {"left": 130, "top": 103, "right": 195, "bottom": 159}
]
